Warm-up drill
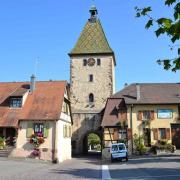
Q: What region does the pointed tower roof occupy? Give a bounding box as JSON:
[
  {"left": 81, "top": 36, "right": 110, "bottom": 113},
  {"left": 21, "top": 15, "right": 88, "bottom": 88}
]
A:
[{"left": 69, "top": 6, "right": 114, "bottom": 57}]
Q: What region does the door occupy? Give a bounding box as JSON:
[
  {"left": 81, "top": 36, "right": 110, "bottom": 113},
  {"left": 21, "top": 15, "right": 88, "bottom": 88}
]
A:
[
  {"left": 171, "top": 124, "right": 180, "bottom": 149},
  {"left": 5, "top": 128, "right": 16, "bottom": 146},
  {"left": 143, "top": 128, "right": 151, "bottom": 147},
  {"left": 0, "top": 128, "right": 3, "bottom": 137}
]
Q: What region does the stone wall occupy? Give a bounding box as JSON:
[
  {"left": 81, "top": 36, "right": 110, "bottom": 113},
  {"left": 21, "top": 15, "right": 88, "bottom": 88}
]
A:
[{"left": 70, "top": 55, "right": 115, "bottom": 154}]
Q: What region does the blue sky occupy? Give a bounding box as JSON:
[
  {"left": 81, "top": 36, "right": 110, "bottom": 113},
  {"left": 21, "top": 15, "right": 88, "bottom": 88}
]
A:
[{"left": 0, "top": 0, "right": 179, "bottom": 91}]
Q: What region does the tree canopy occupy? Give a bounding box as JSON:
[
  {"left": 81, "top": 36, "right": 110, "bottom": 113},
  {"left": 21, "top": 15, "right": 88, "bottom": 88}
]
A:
[
  {"left": 88, "top": 133, "right": 101, "bottom": 147},
  {"left": 135, "top": 0, "right": 180, "bottom": 71}
]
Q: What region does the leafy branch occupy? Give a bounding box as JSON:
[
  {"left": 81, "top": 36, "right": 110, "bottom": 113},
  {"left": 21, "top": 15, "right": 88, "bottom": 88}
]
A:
[{"left": 135, "top": 0, "right": 180, "bottom": 71}]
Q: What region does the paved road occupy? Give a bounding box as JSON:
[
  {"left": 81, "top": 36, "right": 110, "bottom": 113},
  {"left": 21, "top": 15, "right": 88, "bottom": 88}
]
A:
[
  {"left": 0, "top": 156, "right": 101, "bottom": 180},
  {"left": 106, "top": 156, "right": 180, "bottom": 180}
]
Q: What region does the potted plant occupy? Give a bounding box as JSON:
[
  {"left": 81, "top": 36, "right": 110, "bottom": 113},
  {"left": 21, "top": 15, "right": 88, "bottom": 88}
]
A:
[
  {"left": 0, "top": 137, "right": 5, "bottom": 150},
  {"left": 29, "top": 133, "right": 44, "bottom": 158}
]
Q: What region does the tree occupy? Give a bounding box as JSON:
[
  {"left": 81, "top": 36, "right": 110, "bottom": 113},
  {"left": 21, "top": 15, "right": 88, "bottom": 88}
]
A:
[
  {"left": 88, "top": 133, "right": 101, "bottom": 149},
  {"left": 135, "top": 0, "right": 180, "bottom": 71}
]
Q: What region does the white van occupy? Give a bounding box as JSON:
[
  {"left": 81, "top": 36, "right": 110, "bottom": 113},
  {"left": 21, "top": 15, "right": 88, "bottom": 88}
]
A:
[{"left": 110, "top": 143, "right": 128, "bottom": 162}]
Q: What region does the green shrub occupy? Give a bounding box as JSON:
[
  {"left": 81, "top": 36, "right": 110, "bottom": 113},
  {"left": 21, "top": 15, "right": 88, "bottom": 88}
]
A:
[
  {"left": 0, "top": 137, "right": 5, "bottom": 149},
  {"left": 133, "top": 134, "right": 147, "bottom": 155},
  {"left": 151, "top": 143, "right": 175, "bottom": 154},
  {"left": 158, "top": 140, "right": 168, "bottom": 145}
]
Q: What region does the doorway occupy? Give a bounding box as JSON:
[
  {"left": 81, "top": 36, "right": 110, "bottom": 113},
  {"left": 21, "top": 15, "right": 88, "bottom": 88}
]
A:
[{"left": 83, "top": 131, "right": 102, "bottom": 155}]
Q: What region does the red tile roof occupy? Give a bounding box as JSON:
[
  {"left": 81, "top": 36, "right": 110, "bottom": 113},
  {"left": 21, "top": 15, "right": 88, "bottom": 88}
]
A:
[
  {"left": 101, "top": 98, "right": 126, "bottom": 127},
  {"left": 0, "top": 81, "right": 67, "bottom": 127}
]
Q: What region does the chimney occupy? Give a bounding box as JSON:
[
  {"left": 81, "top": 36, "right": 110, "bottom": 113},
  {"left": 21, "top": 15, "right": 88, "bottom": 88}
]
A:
[
  {"left": 136, "top": 83, "right": 140, "bottom": 101},
  {"left": 30, "top": 74, "right": 36, "bottom": 92}
]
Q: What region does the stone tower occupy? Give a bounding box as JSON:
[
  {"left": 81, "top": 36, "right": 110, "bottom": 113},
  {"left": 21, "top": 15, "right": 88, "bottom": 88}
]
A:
[{"left": 69, "top": 6, "right": 116, "bottom": 154}]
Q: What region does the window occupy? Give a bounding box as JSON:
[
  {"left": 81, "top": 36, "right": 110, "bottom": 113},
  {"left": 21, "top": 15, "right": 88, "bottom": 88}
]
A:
[
  {"left": 97, "top": 58, "right": 101, "bottom": 66},
  {"left": 89, "top": 93, "right": 94, "bottom": 103},
  {"left": 62, "top": 101, "right": 70, "bottom": 115},
  {"left": 63, "top": 125, "right": 71, "bottom": 138},
  {"left": 143, "top": 111, "right": 151, "bottom": 120},
  {"left": 159, "top": 128, "right": 166, "bottom": 139},
  {"left": 10, "top": 97, "right": 22, "bottom": 108},
  {"left": 89, "top": 74, "right": 93, "bottom": 82},
  {"left": 34, "top": 123, "right": 44, "bottom": 135},
  {"left": 83, "top": 59, "right": 87, "bottom": 66},
  {"left": 118, "top": 130, "right": 127, "bottom": 139},
  {"left": 137, "top": 110, "right": 154, "bottom": 121}
]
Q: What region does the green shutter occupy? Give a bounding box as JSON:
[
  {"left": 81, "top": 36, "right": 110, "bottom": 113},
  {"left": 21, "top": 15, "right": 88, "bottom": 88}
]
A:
[
  {"left": 44, "top": 122, "right": 49, "bottom": 138},
  {"left": 26, "top": 122, "right": 33, "bottom": 138}
]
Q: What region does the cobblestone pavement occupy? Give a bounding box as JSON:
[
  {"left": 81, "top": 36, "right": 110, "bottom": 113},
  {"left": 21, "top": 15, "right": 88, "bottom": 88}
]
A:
[{"left": 0, "top": 156, "right": 101, "bottom": 180}]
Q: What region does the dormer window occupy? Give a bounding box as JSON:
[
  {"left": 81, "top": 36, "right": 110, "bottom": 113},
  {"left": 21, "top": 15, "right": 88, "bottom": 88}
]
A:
[{"left": 10, "top": 97, "right": 22, "bottom": 108}]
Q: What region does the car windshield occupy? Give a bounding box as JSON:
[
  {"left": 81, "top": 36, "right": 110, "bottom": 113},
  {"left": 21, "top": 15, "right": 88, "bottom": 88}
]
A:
[
  {"left": 112, "top": 145, "right": 118, "bottom": 151},
  {"left": 118, "top": 144, "right": 125, "bottom": 150},
  {"left": 112, "top": 144, "right": 125, "bottom": 151}
]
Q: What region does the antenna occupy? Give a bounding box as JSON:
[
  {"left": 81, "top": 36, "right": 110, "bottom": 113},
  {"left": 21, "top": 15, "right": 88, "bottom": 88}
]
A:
[{"left": 34, "top": 57, "right": 40, "bottom": 76}]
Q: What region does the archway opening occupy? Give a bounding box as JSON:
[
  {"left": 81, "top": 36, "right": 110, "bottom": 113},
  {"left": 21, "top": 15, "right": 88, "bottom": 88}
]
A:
[{"left": 83, "top": 132, "right": 102, "bottom": 155}]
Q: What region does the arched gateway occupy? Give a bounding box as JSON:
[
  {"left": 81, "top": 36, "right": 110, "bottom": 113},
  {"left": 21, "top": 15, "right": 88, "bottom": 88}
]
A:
[{"left": 69, "top": 6, "right": 116, "bottom": 155}]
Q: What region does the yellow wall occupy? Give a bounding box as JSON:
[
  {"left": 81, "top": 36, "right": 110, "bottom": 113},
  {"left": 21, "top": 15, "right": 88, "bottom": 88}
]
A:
[
  {"left": 127, "top": 104, "right": 179, "bottom": 144},
  {"left": 103, "top": 104, "right": 179, "bottom": 145}
]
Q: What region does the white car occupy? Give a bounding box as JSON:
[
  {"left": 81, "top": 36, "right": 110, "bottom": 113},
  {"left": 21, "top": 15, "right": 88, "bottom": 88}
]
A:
[{"left": 110, "top": 143, "right": 128, "bottom": 162}]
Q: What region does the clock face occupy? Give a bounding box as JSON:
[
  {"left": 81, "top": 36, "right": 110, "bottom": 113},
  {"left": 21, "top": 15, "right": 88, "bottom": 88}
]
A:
[{"left": 87, "top": 58, "right": 95, "bottom": 66}]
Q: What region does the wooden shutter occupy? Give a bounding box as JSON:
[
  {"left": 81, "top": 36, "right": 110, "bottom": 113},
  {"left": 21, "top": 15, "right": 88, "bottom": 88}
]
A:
[
  {"left": 63, "top": 125, "right": 65, "bottom": 138},
  {"left": 113, "top": 128, "right": 119, "bottom": 140},
  {"left": 137, "top": 111, "right": 143, "bottom": 121},
  {"left": 43, "top": 122, "right": 49, "bottom": 138},
  {"left": 166, "top": 128, "right": 170, "bottom": 140},
  {"left": 127, "top": 128, "right": 132, "bottom": 140},
  {"left": 150, "top": 110, "right": 155, "bottom": 120},
  {"left": 26, "top": 122, "right": 33, "bottom": 138},
  {"left": 153, "top": 128, "right": 158, "bottom": 140}
]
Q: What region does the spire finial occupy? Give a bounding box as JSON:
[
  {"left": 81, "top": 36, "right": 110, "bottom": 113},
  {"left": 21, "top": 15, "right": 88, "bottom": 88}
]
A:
[{"left": 89, "top": 5, "right": 98, "bottom": 22}]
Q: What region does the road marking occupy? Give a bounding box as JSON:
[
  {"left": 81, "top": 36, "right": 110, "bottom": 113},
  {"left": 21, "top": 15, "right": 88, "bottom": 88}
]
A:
[{"left": 102, "top": 165, "right": 111, "bottom": 180}]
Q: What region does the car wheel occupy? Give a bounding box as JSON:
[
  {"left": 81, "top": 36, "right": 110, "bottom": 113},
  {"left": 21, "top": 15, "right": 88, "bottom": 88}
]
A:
[
  {"left": 111, "top": 158, "right": 114, "bottom": 163},
  {"left": 126, "top": 154, "right": 128, "bottom": 161}
]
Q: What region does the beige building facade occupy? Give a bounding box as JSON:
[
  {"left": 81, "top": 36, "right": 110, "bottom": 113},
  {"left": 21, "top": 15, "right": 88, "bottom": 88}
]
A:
[
  {"left": 101, "top": 83, "right": 180, "bottom": 158},
  {"left": 0, "top": 80, "right": 72, "bottom": 162}
]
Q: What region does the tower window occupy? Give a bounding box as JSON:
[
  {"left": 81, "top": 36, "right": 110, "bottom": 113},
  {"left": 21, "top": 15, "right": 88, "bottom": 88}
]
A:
[
  {"left": 89, "top": 93, "right": 94, "bottom": 103},
  {"left": 89, "top": 74, "right": 93, "bottom": 82},
  {"left": 97, "top": 59, "right": 101, "bottom": 66},
  {"left": 83, "top": 59, "right": 87, "bottom": 66}
]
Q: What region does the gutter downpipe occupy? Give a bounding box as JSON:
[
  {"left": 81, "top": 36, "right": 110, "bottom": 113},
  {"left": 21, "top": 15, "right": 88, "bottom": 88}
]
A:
[
  {"left": 53, "top": 120, "right": 57, "bottom": 163},
  {"left": 130, "top": 104, "right": 134, "bottom": 154}
]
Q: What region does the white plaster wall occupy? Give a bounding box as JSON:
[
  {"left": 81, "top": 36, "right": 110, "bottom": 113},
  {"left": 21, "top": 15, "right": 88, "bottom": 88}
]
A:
[
  {"left": 22, "top": 91, "right": 29, "bottom": 106},
  {"left": 16, "top": 121, "right": 55, "bottom": 149},
  {"left": 12, "top": 120, "right": 55, "bottom": 161},
  {"left": 56, "top": 112, "right": 72, "bottom": 162}
]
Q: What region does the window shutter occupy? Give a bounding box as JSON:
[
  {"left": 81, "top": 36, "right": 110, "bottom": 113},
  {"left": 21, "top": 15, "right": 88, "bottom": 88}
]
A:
[
  {"left": 63, "top": 125, "right": 65, "bottom": 138},
  {"left": 69, "top": 126, "right": 72, "bottom": 137},
  {"left": 67, "top": 125, "right": 69, "bottom": 137},
  {"left": 113, "top": 129, "right": 119, "bottom": 140},
  {"left": 137, "top": 111, "right": 143, "bottom": 121},
  {"left": 166, "top": 128, "right": 170, "bottom": 140},
  {"left": 43, "top": 122, "right": 49, "bottom": 138},
  {"left": 150, "top": 110, "right": 155, "bottom": 120},
  {"left": 26, "top": 122, "right": 33, "bottom": 138},
  {"left": 127, "top": 128, "right": 132, "bottom": 140},
  {"left": 153, "top": 128, "right": 158, "bottom": 140}
]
